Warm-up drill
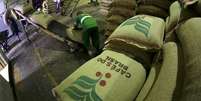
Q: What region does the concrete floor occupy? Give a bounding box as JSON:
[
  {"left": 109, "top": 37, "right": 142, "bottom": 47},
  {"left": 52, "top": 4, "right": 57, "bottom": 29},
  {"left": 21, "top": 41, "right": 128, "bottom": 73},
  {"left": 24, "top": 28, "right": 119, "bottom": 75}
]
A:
[
  {"left": 4, "top": 1, "right": 106, "bottom": 101},
  {"left": 9, "top": 27, "right": 91, "bottom": 101}
]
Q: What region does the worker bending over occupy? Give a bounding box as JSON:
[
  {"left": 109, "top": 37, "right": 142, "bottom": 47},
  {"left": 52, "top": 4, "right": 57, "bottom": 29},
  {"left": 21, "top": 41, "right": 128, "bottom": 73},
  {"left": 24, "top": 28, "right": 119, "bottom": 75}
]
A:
[{"left": 74, "top": 11, "right": 100, "bottom": 56}]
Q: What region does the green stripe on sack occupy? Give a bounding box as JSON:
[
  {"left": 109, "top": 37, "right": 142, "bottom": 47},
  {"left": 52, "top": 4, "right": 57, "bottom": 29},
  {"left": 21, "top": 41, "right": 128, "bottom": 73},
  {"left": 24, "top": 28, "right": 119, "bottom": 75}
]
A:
[
  {"left": 120, "top": 17, "right": 151, "bottom": 37},
  {"left": 73, "top": 79, "right": 96, "bottom": 89},
  {"left": 64, "top": 86, "right": 86, "bottom": 100},
  {"left": 138, "top": 19, "right": 151, "bottom": 28},
  {"left": 63, "top": 76, "right": 103, "bottom": 101},
  {"left": 135, "top": 23, "right": 150, "bottom": 37},
  {"left": 92, "top": 88, "right": 102, "bottom": 101}
]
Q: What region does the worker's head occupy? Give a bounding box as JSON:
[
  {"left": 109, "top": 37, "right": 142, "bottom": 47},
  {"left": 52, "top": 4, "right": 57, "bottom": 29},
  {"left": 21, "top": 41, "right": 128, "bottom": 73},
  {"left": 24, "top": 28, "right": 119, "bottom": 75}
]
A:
[{"left": 76, "top": 11, "right": 84, "bottom": 16}]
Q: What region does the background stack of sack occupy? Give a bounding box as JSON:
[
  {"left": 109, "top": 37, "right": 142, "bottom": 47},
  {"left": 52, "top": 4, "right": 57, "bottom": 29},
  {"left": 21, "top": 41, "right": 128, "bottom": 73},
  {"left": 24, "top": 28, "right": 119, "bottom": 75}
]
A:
[
  {"left": 165, "top": 1, "right": 199, "bottom": 41},
  {"left": 136, "top": 0, "right": 174, "bottom": 19},
  {"left": 46, "top": 0, "right": 57, "bottom": 14},
  {"left": 99, "top": 0, "right": 113, "bottom": 16},
  {"left": 105, "top": 0, "right": 136, "bottom": 37},
  {"left": 161, "top": 1, "right": 201, "bottom": 100}
]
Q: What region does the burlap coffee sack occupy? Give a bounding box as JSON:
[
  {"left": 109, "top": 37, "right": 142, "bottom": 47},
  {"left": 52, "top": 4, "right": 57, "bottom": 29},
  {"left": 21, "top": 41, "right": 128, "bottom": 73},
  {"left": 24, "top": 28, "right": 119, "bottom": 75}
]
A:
[
  {"left": 144, "top": 42, "right": 178, "bottom": 101},
  {"left": 136, "top": 5, "right": 168, "bottom": 18},
  {"left": 165, "top": 1, "right": 198, "bottom": 33},
  {"left": 53, "top": 50, "right": 146, "bottom": 101},
  {"left": 110, "top": 0, "right": 136, "bottom": 9},
  {"left": 107, "top": 15, "right": 126, "bottom": 25},
  {"left": 99, "top": 9, "right": 109, "bottom": 16},
  {"left": 108, "top": 7, "right": 135, "bottom": 18},
  {"left": 164, "top": 28, "right": 177, "bottom": 42},
  {"left": 137, "top": 0, "right": 171, "bottom": 11},
  {"left": 104, "top": 40, "right": 153, "bottom": 68},
  {"left": 106, "top": 22, "right": 119, "bottom": 32},
  {"left": 136, "top": 62, "right": 162, "bottom": 101},
  {"left": 105, "top": 31, "right": 113, "bottom": 37},
  {"left": 106, "top": 15, "right": 165, "bottom": 51},
  {"left": 176, "top": 18, "right": 201, "bottom": 101}
]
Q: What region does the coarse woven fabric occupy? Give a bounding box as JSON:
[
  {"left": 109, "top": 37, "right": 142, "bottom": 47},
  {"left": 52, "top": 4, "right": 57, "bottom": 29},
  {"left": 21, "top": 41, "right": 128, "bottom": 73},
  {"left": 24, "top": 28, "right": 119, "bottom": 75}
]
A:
[
  {"left": 110, "top": 0, "right": 136, "bottom": 9},
  {"left": 137, "top": 0, "right": 172, "bottom": 11},
  {"left": 106, "top": 22, "right": 119, "bottom": 32},
  {"left": 108, "top": 7, "right": 135, "bottom": 18},
  {"left": 136, "top": 5, "right": 168, "bottom": 19},
  {"left": 165, "top": 1, "right": 198, "bottom": 33},
  {"left": 53, "top": 50, "right": 146, "bottom": 101},
  {"left": 105, "top": 30, "right": 113, "bottom": 37},
  {"left": 107, "top": 15, "right": 126, "bottom": 25},
  {"left": 106, "top": 15, "right": 165, "bottom": 51},
  {"left": 176, "top": 18, "right": 201, "bottom": 101},
  {"left": 104, "top": 40, "right": 154, "bottom": 68},
  {"left": 144, "top": 42, "right": 178, "bottom": 101},
  {"left": 136, "top": 62, "right": 162, "bottom": 101}
]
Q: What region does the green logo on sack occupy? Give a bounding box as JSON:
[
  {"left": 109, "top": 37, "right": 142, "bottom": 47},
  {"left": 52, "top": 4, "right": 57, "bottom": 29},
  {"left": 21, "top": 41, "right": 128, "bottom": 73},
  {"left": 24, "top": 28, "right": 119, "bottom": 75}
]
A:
[
  {"left": 121, "top": 17, "right": 151, "bottom": 37},
  {"left": 64, "top": 75, "right": 103, "bottom": 101}
]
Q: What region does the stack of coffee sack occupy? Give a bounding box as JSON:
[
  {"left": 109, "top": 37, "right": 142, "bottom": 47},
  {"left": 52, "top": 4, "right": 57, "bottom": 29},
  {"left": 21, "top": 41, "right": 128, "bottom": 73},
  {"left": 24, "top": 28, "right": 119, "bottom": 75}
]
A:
[
  {"left": 105, "top": 0, "right": 136, "bottom": 37},
  {"left": 136, "top": 0, "right": 174, "bottom": 19},
  {"left": 99, "top": 0, "right": 113, "bottom": 16},
  {"left": 105, "top": 14, "right": 165, "bottom": 67},
  {"left": 164, "top": 1, "right": 199, "bottom": 42}
]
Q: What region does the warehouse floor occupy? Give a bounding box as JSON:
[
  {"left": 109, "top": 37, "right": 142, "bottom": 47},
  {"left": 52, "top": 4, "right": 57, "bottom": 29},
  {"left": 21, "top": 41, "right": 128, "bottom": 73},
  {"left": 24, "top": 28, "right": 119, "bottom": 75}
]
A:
[
  {"left": 11, "top": 29, "right": 90, "bottom": 101},
  {"left": 5, "top": 1, "right": 106, "bottom": 101}
]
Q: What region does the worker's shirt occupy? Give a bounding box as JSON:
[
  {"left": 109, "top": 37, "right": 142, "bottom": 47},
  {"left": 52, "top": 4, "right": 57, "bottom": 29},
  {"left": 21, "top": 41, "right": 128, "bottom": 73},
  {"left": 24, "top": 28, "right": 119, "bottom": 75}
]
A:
[{"left": 75, "top": 14, "right": 97, "bottom": 30}]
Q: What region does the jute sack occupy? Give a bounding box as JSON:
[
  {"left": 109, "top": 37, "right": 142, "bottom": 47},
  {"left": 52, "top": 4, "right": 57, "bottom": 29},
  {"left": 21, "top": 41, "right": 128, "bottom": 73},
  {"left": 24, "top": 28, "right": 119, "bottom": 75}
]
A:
[
  {"left": 100, "top": 0, "right": 113, "bottom": 4},
  {"left": 176, "top": 18, "right": 201, "bottom": 101},
  {"left": 53, "top": 50, "right": 146, "bottom": 101},
  {"left": 136, "top": 5, "right": 168, "bottom": 18},
  {"left": 164, "top": 24, "right": 177, "bottom": 42},
  {"left": 106, "top": 15, "right": 165, "bottom": 51},
  {"left": 66, "top": 27, "right": 83, "bottom": 44},
  {"left": 108, "top": 7, "right": 135, "bottom": 18},
  {"left": 99, "top": 9, "right": 109, "bottom": 16},
  {"left": 107, "top": 15, "right": 126, "bottom": 25},
  {"left": 110, "top": 0, "right": 136, "bottom": 9},
  {"left": 100, "top": 6, "right": 110, "bottom": 10},
  {"left": 136, "top": 62, "right": 162, "bottom": 101},
  {"left": 105, "top": 30, "right": 113, "bottom": 37},
  {"left": 104, "top": 40, "right": 153, "bottom": 67},
  {"left": 30, "top": 12, "right": 54, "bottom": 29},
  {"left": 165, "top": 1, "right": 198, "bottom": 33},
  {"left": 137, "top": 0, "right": 171, "bottom": 11},
  {"left": 144, "top": 42, "right": 178, "bottom": 101},
  {"left": 106, "top": 22, "right": 119, "bottom": 32}
]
